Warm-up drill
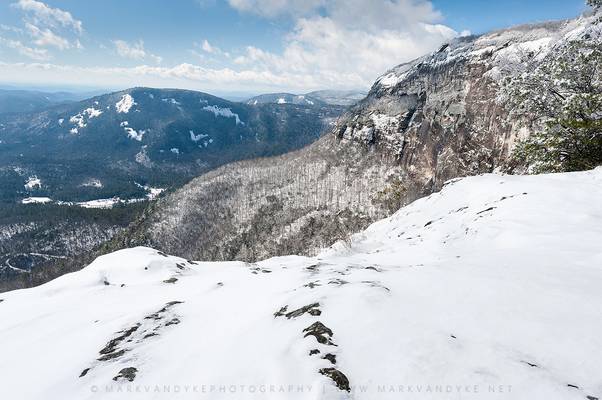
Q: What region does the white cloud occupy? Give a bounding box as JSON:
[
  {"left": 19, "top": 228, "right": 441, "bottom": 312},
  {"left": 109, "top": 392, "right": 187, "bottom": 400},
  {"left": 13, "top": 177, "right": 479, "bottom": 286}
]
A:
[
  {"left": 1, "top": 0, "right": 466, "bottom": 92},
  {"left": 113, "top": 40, "right": 163, "bottom": 64},
  {"left": 12, "top": 0, "right": 83, "bottom": 34},
  {"left": 0, "top": 24, "right": 24, "bottom": 34},
  {"left": 224, "top": 0, "right": 459, "bottom": 89},
  {"left": 6, "top": 1, "right": 83, "bottom": 54},
  {"left": 25, "top": 23, "right": 71, "bottom": 50},
  {"left": 196, "top": 39, "right": 230, "bottom": 58},
  {"left": 0, "top": 61, "right": 323, "bottom": 92},
  {"left": 201, "top": 39, "right": 216, "bottom": 53},
  {"left": 0, "top": 37, "right": 49, "bottom": 60}
]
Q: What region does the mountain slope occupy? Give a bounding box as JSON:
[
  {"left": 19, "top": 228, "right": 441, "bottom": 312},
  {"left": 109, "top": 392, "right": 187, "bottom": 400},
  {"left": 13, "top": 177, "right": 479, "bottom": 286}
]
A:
[
  {"left": 0, "top": 87, "right": 343, "bottom": 203},
  {"left": 104, "top": 14, "right": 601, "bottom": 265},
  {"left": 1, "top": 168, "right": 601, "bottom": 400}
]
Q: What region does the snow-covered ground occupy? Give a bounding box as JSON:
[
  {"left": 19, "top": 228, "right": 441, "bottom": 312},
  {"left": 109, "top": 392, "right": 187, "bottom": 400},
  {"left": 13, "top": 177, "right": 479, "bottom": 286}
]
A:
[{"left": 1, "top": 169, "right": 601, "bottom": 400}]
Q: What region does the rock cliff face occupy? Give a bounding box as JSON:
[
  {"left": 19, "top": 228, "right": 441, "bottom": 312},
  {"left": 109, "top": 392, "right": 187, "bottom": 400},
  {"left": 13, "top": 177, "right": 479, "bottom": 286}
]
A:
[{"left": 335, "top": 14, "right": 600, "bottom": 198}]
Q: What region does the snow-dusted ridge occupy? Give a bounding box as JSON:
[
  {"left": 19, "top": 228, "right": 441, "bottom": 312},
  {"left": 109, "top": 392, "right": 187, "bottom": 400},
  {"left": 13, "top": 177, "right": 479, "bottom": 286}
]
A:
[
  {"left": 374, "top": 16, "right": 600, "bottom": 91},
  {"left": 1, "top": 169, "right": 601, "bottom": 400}
]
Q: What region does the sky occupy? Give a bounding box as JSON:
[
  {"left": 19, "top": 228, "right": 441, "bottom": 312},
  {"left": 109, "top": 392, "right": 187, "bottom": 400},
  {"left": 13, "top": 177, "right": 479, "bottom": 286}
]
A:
[{"left": 0, "top": 0, "right": 589, "bottom": 96}]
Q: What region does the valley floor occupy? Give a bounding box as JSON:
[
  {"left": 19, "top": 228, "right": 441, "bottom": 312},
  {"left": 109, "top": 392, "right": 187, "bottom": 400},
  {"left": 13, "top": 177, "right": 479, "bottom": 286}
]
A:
[{"left": 0, "top": 169, "right": 601, "bottom": 400}]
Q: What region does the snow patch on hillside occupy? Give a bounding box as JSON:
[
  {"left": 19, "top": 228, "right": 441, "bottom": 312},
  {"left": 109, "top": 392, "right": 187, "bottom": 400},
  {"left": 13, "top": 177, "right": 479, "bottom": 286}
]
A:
[
  {"left": 135, "top": 183, "right": 165, "bottom": 200},
  {"left": 81, "top": 179, "right": 103, "bottom": 188},
  {"left": 24, "top": 176, "right": 41, "bottom": 190},
  {"left": 135, "top": 147, "right": 152, "bottom": 168},
  {"left": 67, "top": 108, "right": 103, "bottom": 134},
  {"left": 189, "top": 130, "right": 208, "bottom": 142},
  {"left": 74, "top": 198, "right": 145, "bottom": 209},
  {"left": 115, "top": 94, "right": 136, "bottom": 114},
  {"left": 162, "top": 98, "right": 180, "bottom": 105},
  {"left": 123, "top": 126, "right": 145, "bottom": 142},
  {"left": 21, "top": 197, "right": 52, "bottom": 204},
  {"left": 202, "top": 105, "right": 244, "bottom": 125}
]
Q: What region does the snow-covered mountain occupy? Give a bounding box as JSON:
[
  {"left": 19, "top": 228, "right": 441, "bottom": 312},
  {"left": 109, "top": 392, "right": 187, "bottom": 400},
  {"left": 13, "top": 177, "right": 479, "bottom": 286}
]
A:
[
  {"left": 1, "top": 168, "right": 601, "bottom": 400},
  {"left": 0, "top": 87, "right": 343, "bottom": 204}
]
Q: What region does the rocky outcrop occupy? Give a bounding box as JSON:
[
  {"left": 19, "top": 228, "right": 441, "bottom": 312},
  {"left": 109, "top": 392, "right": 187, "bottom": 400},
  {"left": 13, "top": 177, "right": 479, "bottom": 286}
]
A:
[{"left": 336, "top": 14, "right": 600, "bottom": 196}]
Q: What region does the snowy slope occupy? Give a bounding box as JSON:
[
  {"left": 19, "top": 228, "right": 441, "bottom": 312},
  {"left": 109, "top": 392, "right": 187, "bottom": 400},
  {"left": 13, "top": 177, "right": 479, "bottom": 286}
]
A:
[{"left": 1, "top": 169, "right": 601, "bottom": 400}]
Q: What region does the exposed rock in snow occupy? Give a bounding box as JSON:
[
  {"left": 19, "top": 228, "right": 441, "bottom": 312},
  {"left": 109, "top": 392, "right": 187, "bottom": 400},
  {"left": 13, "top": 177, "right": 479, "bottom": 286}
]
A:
[
  {"left": 69, "top": 108, "right": 103, "bottom": 130},
  {"left": 135, "top": 182, "right": 165, "bottom": 200},
  {"left": 202, "top": 105, "right": 244, "bottom": 125},
  {"left": 24, "top": 176, "right": 41, "bottom": 190},
  {"left": 81, "top": 179, "right": 103, "bottom": 188},
  {"left": 146, "top": 187, "right": 165, "bottom": 200},
  {"left": 115, "top": 94, "right": 136, "bottom": 114},
  {"left": 162, "top": 98, "right": 180, "bottom": 105},
  {"left": 135, "top": 147, "right": 153, "bottom": 168},
  {"left": 84, "top": 108, "right": 103, "bottom": 118},
  {"left": 69, "top": 114, "right": 85, "bottom": 128},
  {"left": 124, "top": 127, "right": 145, "bottom": 142},
  {"left": 1, "top": 169, "right": 600, "bottom": 399}
]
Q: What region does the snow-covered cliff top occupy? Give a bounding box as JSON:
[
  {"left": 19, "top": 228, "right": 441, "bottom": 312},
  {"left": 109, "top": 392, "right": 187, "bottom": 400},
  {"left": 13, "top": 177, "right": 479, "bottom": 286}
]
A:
[
  {"left": 375, "top": 14, "right": 601, "bottom": 91},
  {"left": 1, "top": 168, "right": 601, "bottom": 400}
]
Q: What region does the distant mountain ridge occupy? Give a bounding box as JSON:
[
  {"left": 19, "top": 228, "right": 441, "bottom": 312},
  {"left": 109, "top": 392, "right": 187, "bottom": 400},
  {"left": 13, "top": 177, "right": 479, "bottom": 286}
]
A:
[
  {"left": 246, "top": 90, "right": 366, "bottom": 107},
  {"left": 0, "top": 87, "right": 344, "bottom": 203},
  {"left": 0, "top": 89, "right": 88, "bottom": 115}
]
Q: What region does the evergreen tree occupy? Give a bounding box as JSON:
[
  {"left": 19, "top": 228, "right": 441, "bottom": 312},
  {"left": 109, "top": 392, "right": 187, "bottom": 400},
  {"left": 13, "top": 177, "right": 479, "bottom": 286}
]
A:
[{"left": 509, "top": 38, "right": 602, "bottom": 173}]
